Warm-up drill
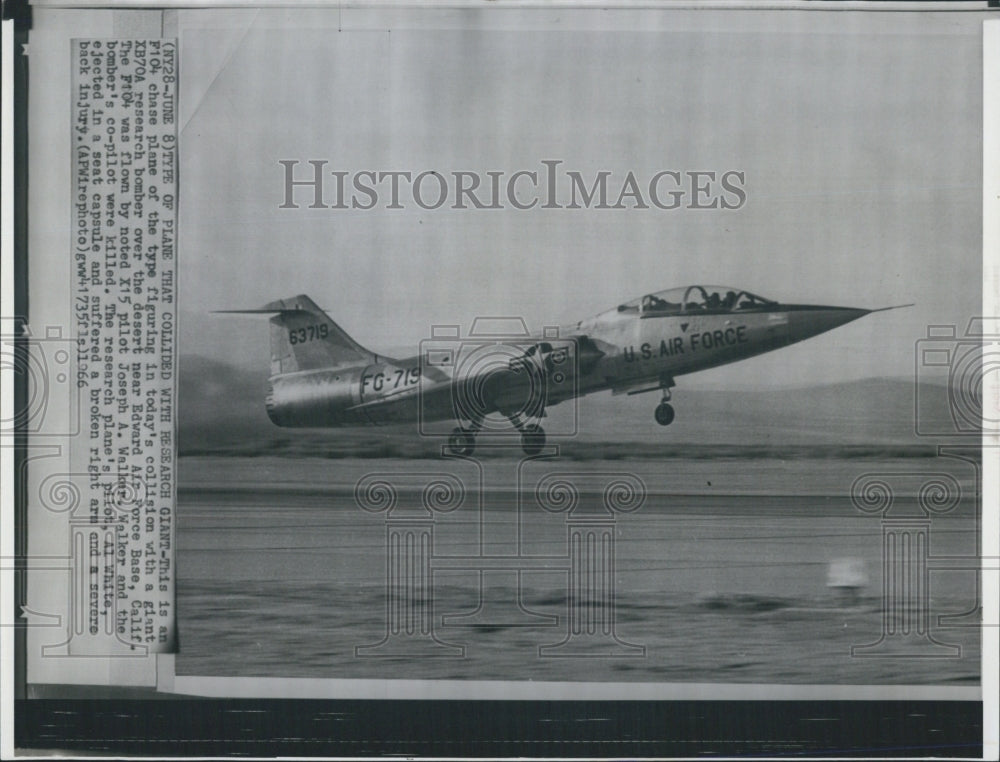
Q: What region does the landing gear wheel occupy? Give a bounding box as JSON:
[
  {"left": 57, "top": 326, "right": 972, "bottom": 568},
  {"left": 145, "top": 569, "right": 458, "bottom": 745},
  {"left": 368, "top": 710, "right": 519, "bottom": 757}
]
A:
[
  {"left": 654, "top": 402, "right": 675, "bottom": 426},
  {"left": 520, "top": 423, "right": 546, "bottom": 455},
  {"left": 447, "top": 427, "right": 476, "bottom": 456}
]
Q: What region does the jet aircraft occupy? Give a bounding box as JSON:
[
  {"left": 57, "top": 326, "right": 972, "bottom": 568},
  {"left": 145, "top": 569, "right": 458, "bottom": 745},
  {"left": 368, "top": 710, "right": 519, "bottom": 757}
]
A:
[{"left": 220, "top": 286, "right": 908, "bottom": 456}]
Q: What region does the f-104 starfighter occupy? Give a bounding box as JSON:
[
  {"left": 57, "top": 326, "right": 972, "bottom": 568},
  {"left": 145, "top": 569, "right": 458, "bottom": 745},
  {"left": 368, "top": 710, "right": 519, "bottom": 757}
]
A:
[{"left": 220, "top": 285, "right": 908, "bottom": 455}]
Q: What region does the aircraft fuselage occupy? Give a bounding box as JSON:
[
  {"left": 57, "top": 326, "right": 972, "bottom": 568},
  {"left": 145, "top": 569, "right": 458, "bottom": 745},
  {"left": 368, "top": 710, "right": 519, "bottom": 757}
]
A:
[{"left": 264, "top": 293, "right": 872, "bottom": 434}]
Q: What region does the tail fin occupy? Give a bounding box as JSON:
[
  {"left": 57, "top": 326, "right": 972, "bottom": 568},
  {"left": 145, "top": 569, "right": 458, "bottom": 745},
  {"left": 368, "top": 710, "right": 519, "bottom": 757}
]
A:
[{"left": 218, "top": 294, "right": 376, "bottom": 375}]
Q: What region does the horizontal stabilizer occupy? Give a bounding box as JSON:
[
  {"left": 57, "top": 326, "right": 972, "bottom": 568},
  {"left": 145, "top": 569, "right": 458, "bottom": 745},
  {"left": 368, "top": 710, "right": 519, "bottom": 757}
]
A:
[{"left": 218, "top": 295, "right": 376, "bottom": 375}]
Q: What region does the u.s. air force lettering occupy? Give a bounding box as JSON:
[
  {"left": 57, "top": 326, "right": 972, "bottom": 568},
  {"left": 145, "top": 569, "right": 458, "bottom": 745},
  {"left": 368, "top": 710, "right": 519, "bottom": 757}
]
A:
[{"left": 623, "top": 325, "right": 749, "bottom": 362}]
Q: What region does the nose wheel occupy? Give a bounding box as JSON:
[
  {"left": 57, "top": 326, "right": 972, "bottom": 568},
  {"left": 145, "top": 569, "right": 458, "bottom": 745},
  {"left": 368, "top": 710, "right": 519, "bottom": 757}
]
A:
[
  {"left": 654, "top": 402, "right": 675, "bottom": 426},
  {"left": 654, "top": 378, "right": 676, "bottom": 427}
]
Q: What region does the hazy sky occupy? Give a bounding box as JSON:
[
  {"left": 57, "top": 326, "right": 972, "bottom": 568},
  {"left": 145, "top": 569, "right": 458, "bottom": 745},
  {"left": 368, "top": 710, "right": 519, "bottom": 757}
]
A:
[{"left": 177, "top": 8, "right": 983, "bottom": 389}]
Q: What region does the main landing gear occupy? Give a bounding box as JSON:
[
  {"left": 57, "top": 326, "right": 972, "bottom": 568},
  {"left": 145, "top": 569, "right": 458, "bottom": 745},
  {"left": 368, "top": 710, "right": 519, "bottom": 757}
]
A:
[
  {"left": 518, "top": 422, "right": 546, "bottom": 456},
  {"left": 446, "top": 416, "right": 547, "bottom": 456},
  {"left": 447, "top": 427, "right": 477, "bottom": 456},
  {"left": 654, "top": 376, "right": 676, "bottom": 427}
]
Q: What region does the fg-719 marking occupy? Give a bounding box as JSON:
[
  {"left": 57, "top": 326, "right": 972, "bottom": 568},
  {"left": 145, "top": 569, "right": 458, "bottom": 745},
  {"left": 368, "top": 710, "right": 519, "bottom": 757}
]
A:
[
  {"left": 219, "top": 284, "right": 910, "bottom": 456},
  {"left": 362, "top": 367, "right": 420, "bottom": 393}
]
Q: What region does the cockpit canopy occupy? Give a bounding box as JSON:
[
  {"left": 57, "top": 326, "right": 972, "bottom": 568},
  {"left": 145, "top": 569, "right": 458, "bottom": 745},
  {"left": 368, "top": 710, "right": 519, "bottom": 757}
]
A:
[{"left": 618, "top": 286, "right": 777, "bottom": 316}]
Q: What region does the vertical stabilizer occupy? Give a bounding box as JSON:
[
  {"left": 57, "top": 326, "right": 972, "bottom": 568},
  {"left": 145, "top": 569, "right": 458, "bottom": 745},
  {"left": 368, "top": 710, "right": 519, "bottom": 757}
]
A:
[{"left": 259, "top": 295, "right": 375, "bottom": 375}]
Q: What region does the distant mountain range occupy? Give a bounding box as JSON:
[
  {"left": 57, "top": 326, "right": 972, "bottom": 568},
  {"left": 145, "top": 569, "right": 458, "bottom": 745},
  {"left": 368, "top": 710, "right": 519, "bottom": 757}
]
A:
[{"left": 178, "top": 355, "right": 967, "bottom": 458}]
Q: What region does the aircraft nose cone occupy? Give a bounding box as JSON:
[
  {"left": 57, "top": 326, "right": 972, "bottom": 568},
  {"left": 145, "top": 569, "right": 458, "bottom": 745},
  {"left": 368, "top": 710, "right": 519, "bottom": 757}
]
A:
[{"left": 785, "top": 306, "right": 870, "bottom": 343}]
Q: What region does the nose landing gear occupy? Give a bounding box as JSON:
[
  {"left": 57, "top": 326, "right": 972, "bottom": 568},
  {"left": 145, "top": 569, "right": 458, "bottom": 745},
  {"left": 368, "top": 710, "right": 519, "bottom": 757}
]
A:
[
  {"left": 654, "top": 402, "right": 675, "bottom": 426},
  {"left": 654, "top": 376, "right": 676, "bottom": 426}
]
